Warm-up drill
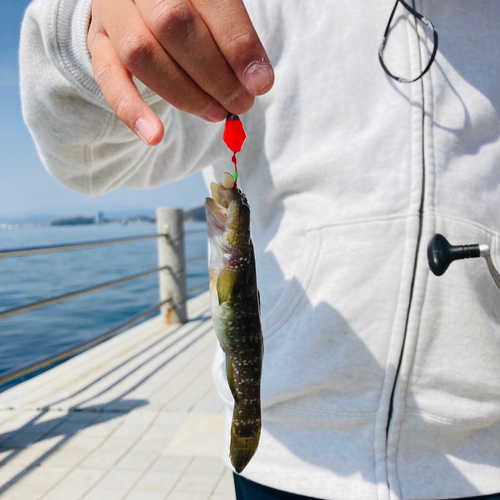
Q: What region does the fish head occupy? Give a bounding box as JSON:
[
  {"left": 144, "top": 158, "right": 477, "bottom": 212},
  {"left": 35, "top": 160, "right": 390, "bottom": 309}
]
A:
[{"left": 205, "top": 173, "right": 252, "bottom": 274}]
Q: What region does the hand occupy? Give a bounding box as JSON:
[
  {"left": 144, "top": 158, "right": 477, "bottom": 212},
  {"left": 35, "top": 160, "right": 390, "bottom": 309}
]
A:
[{"left": 87, "top": 0, "right": 274, "bottom": 145}]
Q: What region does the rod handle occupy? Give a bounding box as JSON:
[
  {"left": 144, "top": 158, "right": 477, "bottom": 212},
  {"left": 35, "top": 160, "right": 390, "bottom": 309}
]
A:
[{"left": 427, "top": 234, "right": 480, "bottom": 276}]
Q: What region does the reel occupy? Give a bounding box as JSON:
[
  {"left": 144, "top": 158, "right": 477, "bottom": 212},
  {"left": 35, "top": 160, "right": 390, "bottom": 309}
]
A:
[{"left": 427, "top": 234, "right": 500, "bottom": 291}]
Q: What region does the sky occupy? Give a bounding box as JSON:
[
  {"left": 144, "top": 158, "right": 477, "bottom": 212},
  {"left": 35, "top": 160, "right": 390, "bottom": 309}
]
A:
[{"left": 0, "top": 0, "right": 211, "bottom": 221}]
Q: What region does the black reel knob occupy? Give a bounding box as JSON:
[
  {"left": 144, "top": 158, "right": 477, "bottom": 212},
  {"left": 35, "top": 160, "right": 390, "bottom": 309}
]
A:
[{"left": 427, "top": 234, "right": 481, "bottom": 276}]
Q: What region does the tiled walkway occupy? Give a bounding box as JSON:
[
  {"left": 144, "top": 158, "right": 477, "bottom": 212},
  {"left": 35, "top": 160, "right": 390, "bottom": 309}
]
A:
[{"left": 0, "top": 292, "right": 236, "bottom": 500}]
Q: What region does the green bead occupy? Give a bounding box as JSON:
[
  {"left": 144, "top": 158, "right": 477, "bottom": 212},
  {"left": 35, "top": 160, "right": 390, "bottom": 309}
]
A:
[{"left": 232, "top": 171, "right": 239, "bottom": 182}]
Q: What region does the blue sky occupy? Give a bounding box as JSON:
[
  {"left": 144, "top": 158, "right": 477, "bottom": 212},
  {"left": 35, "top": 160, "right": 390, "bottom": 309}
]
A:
[{"left": 0, "top": 0, "right": 211, "bottom": 220}]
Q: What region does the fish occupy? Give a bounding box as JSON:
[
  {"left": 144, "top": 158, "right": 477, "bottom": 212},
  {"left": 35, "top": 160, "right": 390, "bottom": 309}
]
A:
[{"left": 205, "top": 172, "right": 263, "bottom": 473}]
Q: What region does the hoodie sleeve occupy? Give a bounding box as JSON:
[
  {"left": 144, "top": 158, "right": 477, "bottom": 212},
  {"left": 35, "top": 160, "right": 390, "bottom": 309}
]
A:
[{"left": 19, "top": 0, "right": 224, "bottom": 196}]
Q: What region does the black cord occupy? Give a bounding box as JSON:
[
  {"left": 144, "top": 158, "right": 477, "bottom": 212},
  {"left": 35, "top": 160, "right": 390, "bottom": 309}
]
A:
[{"left": 379, "top": 0, "right": 438, "bottom": 83}]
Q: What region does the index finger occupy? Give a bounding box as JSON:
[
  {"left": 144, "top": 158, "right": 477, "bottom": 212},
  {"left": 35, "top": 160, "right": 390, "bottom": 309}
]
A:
[{"left": 192, "top": 0, "right": 274, "bottom": 96}]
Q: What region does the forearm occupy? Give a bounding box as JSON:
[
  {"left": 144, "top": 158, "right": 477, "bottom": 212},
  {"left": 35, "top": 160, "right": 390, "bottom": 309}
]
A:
[{"left": 20, "top": 0, "right": 171, "bottom": 196}]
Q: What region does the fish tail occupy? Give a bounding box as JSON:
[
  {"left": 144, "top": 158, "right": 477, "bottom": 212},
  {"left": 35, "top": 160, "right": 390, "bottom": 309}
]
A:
[{"left": 230, "top": 411, "right": 261, "bottom": 473}]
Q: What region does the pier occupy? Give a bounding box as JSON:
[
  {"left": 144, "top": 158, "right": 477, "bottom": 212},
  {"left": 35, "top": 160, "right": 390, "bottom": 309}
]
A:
[
  {"left": 0, "top": 208, "right": 236, "bottom": 499},
  {"left": 0, "top": 291, "right": 235, "bottom": 500}
]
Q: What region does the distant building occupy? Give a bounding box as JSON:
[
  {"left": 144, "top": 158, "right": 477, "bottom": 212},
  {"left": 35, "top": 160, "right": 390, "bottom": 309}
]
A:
[{"left": 96, "top": 211, "right": 106, "bottom": 224}]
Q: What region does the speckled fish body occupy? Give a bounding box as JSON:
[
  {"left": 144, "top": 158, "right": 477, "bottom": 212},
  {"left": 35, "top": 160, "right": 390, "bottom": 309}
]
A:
[{"left": 205, "top": 173, "right": 263, "bottom": 474}]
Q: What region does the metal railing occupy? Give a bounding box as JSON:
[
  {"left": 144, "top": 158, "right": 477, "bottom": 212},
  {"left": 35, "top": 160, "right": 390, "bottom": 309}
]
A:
[
  {"left": 0, "top": 298, "right": 171, "bottom": 386},
  {"left": 0, "top": 208, "right": 209, "bottom": 386},
  {"left": 0, "top": 233, "right": 168, "bottom": 259},
  {"left": 0, "top": 266, "right": 170, "bottom": 320}
]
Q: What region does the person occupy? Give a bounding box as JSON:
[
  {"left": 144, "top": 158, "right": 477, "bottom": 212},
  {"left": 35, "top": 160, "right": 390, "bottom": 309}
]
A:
[{"left": 19, "top": 0, "right": 500, "bottom": 498}]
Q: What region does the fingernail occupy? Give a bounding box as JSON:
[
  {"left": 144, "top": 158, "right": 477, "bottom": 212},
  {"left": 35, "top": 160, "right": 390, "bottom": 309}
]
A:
[
  {"left": 202, "top": 101, "right": 228, "bottom": 122},
  {"left": 243, "top": 61, "right": 274, "bottom": 95},
  {"left": 135, "top": 118, "right": 155, "bottom": 144}
]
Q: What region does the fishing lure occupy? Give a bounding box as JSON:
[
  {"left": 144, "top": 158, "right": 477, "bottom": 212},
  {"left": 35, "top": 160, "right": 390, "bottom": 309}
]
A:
[{"left": 223, "top": 113, "right": 246, "bottom": 188}]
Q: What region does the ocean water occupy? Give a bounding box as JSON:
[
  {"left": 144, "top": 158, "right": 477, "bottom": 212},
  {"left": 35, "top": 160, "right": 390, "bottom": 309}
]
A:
[{"left": 0, "top": 222, "right": 208, "bottom": 380}]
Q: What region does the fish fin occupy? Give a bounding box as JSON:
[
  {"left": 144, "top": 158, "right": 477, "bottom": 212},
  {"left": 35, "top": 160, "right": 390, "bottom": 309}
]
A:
[
  {"left": 226, "top": 357, "right": 239, "bottom": 404},
  {"left": 217, "top": 269, "right": 237, "bottom": 304}
]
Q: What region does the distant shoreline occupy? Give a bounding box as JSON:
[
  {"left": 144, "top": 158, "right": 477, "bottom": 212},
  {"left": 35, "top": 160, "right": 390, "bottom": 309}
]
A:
[{"left": 0, "top": 205, "right": 207, "bottom": 230}]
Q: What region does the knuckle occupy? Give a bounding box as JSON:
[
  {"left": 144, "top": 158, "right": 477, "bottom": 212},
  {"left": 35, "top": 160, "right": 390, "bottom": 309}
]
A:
[
  {"left": 93, "top": 60, "right": 116, "bottom": 90},
  {"left": 150, "top": 0, "right": 195, "bottom": 37},
  {"left": 87, "top": 29, "right": 104, "bottom": 56},
  {"left": 224, "top": 29, "right": 256, "bottom": 55},
  {"left": 118, "top": 30, "right": 155, "bottom": 70},
  {"left": 112, "top": 92, "right": 135, "bottom": 119},
  {"left": 92, "top": 62, "right": 135, "bottom": 120}
]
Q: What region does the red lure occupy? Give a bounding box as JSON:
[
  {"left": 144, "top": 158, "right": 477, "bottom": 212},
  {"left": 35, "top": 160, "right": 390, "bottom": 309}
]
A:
[{"left": 223, "top": 113, "right": 246, "bottom": 189}]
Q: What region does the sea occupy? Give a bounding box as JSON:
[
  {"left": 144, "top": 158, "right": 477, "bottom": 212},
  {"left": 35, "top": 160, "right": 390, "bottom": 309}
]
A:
[{"left": 0, "top": 222, "right": 209, "bottom": 388}]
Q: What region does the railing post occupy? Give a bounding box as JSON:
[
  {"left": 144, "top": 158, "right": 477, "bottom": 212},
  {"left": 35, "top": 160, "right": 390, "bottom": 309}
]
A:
[{"left": 156, "top": 208, "right": 187, "bottom": 324}]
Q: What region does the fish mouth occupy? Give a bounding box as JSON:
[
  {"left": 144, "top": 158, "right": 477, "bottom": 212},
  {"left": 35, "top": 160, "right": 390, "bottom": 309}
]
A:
[
  {"left": 205, "top": 173, "right": 235, "bottom": 236},
  {"left": 210, "top": 172, "right": 235, "bottom": 209}
]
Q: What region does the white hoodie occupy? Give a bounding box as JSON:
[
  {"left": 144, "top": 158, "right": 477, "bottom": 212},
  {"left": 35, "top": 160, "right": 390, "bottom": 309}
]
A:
[{"left": 20, "top": 0, "right": 500, "bottom": 498}]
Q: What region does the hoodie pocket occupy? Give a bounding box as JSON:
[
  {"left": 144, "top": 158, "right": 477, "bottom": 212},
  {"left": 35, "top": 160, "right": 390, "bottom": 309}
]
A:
[
  {"left": 260, "top": 217, "right": 411, "bottom": 413},
  {"left": 407, "top": 219, "right": 500, "bottom": 422}
]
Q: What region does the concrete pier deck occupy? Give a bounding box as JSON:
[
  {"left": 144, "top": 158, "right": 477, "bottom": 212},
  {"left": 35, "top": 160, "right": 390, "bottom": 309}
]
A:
[{"left": 0, "top": 292, "right": 236, "bottom": 500}]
